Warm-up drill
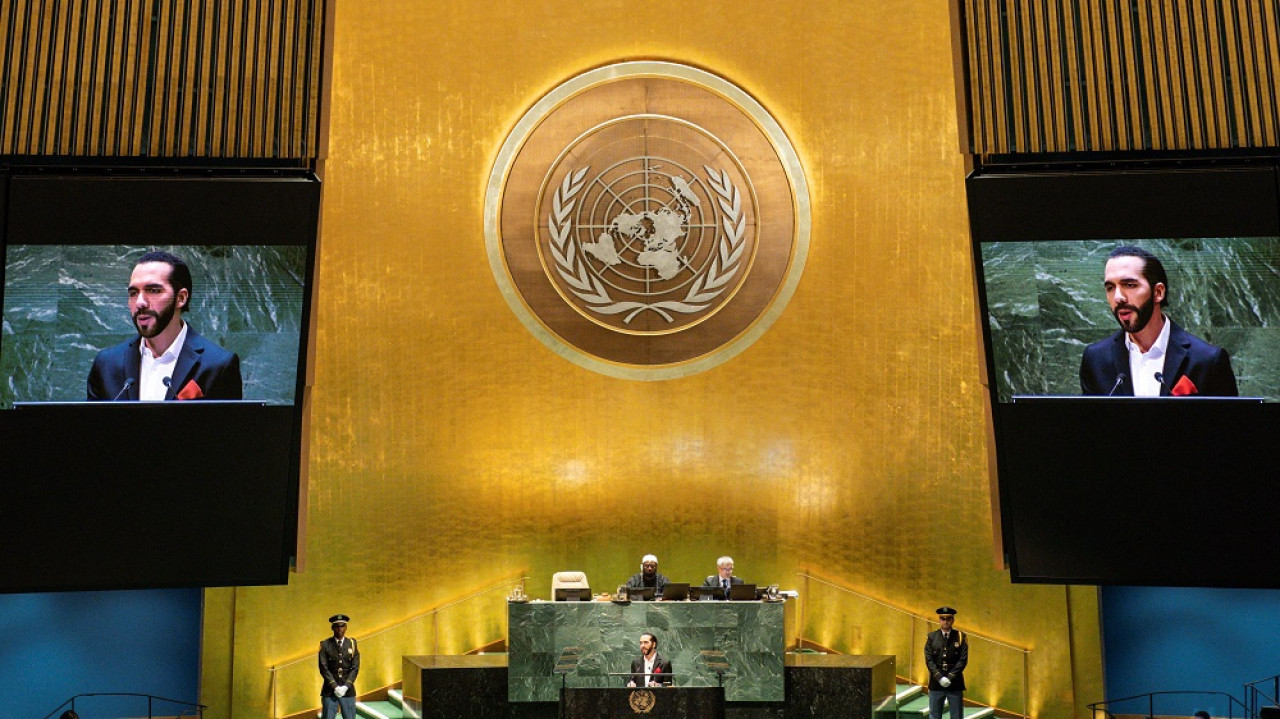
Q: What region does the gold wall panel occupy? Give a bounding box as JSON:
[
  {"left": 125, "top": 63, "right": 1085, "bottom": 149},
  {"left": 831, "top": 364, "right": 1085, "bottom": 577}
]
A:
[
  {"left": 200, "top": 2, "right": 1102, "bottom": 718},
  {"left": 959, "top": 0, "right": 1280, "bottom": 154}
]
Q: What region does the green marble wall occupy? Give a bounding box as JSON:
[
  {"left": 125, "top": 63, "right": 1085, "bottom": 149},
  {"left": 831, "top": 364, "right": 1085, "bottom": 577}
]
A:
[
  {"left": 1, "top": 244, "right": 307, "bottom": 407},
  {"left": 507, "top": 601, "right": 784, "bottom": 703},
  {"left": 980, "top": 238, "right": 1280, "bottom": 402}
]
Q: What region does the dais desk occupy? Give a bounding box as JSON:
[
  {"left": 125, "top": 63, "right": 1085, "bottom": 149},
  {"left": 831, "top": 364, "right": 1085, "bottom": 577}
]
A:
[{"left": 508, "top": 600, "right": 784, "bottom": 702}]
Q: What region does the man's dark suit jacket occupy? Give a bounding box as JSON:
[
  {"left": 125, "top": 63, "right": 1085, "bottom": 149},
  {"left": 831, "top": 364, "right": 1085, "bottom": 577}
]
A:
[
  {"left": 701, "top": 574, "right": 744, "bottom": 600},
  {"left": 625, "top": 572, "right": 670, "bottom": 593},
  {"left": 628, "top": 653, "right": 673, "bottom": 686},
  {"left": 318, "top": 636, "right": 360, "bottom": 697},
  {"left": 1080, "top": 320, "right": 1238, "bottom": 397},
  {"left": 87, "top": 327, "right": 243, "bottom": 401},
  {"left": 924, "top": 629, "right": 967, "bottom": 691}
]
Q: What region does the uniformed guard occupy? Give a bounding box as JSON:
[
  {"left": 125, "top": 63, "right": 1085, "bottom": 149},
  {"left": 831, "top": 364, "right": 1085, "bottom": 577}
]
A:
[
  {"left": 319, "top": 613, "right": 360, "bottom": 719},
  {"left": 924, "top": 606, "right": 968, "bottom": 719}
]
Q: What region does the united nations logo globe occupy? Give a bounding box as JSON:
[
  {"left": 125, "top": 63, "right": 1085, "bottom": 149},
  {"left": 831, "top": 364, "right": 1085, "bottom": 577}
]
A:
[
  {"left": 540, "top": 136, "right": 754, "bottom": 333},
  {"left": 628, "top": 688, "right": 656, "bottom": 713},
  {"left": 486, "top": 62, "right": 810, "bottom": 379}
]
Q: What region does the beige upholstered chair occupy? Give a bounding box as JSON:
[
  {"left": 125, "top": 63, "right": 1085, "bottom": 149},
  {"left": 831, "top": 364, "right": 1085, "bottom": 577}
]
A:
[{"left": 551, "top": 571, "right": 590, "bottom": 600}]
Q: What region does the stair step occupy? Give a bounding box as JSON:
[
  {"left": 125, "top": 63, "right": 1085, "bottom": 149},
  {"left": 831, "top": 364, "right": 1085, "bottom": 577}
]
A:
[
  {"left": 387, "top": 689, "right": 421, "bottom": 719},
  {"left": 897, "top": 683, "right": 926, "bottom": 701},
  {"left": 892, "top": 694, "right": 1000, "bottom": 719},
  {"left": 899, "top": 695, "right": 932, "bottom": 714},
  {"left": 357, "top": 699, "right": 402, "bottom": 719}
]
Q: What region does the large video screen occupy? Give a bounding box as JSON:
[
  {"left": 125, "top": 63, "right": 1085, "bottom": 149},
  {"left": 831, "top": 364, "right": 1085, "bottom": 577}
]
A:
[
  {"left": 1, "top": 173, "right": 319, "bottom": 593},
  {"left": 2, "top": 244, "right": 306, "bottom": 408},
  {"left": 969, "top": 165, "right": 1280, "bottom": 588},
  {"left": 980, "top": 237, "right": 1280, "bottom": 403}
]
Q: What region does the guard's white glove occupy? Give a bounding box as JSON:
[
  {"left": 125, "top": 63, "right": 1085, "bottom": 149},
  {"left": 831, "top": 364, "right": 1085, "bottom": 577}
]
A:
[
  {"left": 939, "top": 676, "right": 952, "bottom": 688},
  {"left": 335, "top": 685, "right": 348, "bottom": 697}
]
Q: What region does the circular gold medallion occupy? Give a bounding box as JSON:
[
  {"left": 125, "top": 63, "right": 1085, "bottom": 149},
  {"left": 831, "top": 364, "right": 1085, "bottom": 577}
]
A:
[
  {"left": 485, "top": 62, "right": 809, "bottom": 379},
  {"left": 628, "top": 688, "right": 656, "bottom": 713}
]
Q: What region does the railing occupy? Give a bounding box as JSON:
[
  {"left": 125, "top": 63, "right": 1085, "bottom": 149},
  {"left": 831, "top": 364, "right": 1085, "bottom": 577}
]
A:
[
  {"left": 267, "top": 571, "right": 526, "bottom": 718},
  {"left": 41, "top": 692, "right": 206, "bottom": 719},
  {"left": 1245, "top": 674, "right": 1280, "bottom": 718},
  {"left": 1089, "top": 690, "right": 1248, "bottom": 719},
  {"left": 794, "top": 572, "right": 1031, "bottom": 717}
]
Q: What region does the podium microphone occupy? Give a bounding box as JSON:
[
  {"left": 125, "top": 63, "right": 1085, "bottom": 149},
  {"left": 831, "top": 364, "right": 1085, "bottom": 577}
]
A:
[
  {"left": 112, "top": 377, "right": 136, "bottom": 401},
  {"left": 1154, "top": 371, "right": 1165, "bottom": 387},
  {"left": 1107, "top": 372, "right": 1128, "bottom": 396}
]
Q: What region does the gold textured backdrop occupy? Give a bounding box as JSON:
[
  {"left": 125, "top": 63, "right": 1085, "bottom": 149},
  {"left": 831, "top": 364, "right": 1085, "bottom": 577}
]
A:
[{"left": 200, "top": 2, "right": 1102, "bottom": 718}]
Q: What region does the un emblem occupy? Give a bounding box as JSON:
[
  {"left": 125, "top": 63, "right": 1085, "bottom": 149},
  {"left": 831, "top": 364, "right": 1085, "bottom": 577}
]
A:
[
  {"left": 545, "top": 150, "right": 748, "bottom": 330},
  {"left": 486, "top": 62, "right": 809, "bottom": 379},
  {"left": 628, "top": 688, "right": 656, "bottom": 713}
]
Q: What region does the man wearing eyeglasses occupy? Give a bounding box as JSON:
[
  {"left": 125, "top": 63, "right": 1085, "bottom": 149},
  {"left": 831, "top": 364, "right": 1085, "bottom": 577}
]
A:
[
  {"left": 924, "top": 606, "right": 967, "bottom": 719},
  {"left": 701, "top": 556, "right": 744, "bottom": 600}
]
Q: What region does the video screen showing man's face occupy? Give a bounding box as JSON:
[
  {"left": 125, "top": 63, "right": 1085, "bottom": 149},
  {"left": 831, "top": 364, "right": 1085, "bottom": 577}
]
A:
[
  {"left": 85, "top": 250, "right": 247, "bottom": 402},
  {"left": 980, "top": 238, "right": 1280, "bottom": 402},
  {"left": 1, "top": 244, "right": 307, "bottom": 408}
]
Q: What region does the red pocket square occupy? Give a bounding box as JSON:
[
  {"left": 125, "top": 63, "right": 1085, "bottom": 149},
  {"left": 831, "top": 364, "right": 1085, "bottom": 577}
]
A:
[
  {"left": 1170, "top": 375, "right": 1198, "bottom": 396},
  {"left": 176, "top": 380, "right": 204, "bottom": 400},
  {"left": 653, "top": 667, "right": 662, "bottom": 673}
]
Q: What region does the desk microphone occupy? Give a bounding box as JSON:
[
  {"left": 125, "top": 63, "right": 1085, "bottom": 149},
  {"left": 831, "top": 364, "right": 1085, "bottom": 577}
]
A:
[
  {"left": 1107, "top": 372, "right": 1128, "bottom": 396},
  {"left": 112, "top": 377, "right": 136, "bottom": 401}
]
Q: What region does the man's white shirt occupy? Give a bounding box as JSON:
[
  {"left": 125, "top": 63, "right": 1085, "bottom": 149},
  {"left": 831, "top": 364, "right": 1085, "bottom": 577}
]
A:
[
  {"left": 138, "top": 322, "right": 188, "bottom": 401},
  {"left": 1126, "top": 317, "right": 1171, "bottom": 397}
]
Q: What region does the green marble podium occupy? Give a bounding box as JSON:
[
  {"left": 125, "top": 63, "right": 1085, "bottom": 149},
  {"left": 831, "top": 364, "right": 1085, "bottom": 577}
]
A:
[{"left": 508, "top": 600, "right": 784, "bottom": 702}]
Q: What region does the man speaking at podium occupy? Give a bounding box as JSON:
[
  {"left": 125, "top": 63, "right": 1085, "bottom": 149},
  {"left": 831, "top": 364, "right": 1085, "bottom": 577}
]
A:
[
  {"left": 87, "top": 251, "right": 242, "bottom": 401},
  {"left": 627, "top": 632, "right": 673, "bottom": 688},
  {"left": 1080, "top": 246, "right": 1237, "bottom": 397}
]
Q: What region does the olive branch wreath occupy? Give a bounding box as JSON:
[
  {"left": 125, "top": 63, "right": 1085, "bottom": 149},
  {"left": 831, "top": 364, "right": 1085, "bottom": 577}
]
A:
[{"left": 547, "top": 165, "right": 746, "bottom": 324}]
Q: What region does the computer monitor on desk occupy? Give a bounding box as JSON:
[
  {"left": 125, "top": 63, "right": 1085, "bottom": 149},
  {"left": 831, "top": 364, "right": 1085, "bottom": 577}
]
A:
[
  {"left": 659, "top": 582, "right": 689, "bottom": 601},
  {"left": 625, "top": 587, "right": 655, "bottom": 601},
  {"left": 555, "top": 587, "right": 591, "bottom": 601}
]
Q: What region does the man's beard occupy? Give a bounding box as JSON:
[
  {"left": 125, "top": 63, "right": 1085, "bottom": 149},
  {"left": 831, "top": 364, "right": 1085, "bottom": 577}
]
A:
[
  {"left": 134, "top": 298, "right": 177, "bottom": 338},
  {"left": 1113, "top": 295, "right": 1156, "bottom": 334}
]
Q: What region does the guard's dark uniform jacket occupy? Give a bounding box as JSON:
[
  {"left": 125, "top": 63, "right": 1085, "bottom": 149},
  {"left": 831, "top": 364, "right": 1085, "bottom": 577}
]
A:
[
  {"left": 924, "top": 628, "right": 968, "bottom": 691},
  {"left": 319, "top": 636, "right": 360, "bottom": 697}
]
